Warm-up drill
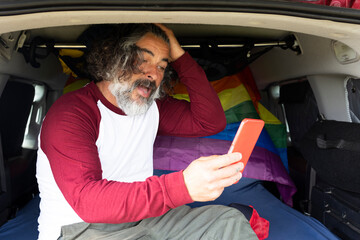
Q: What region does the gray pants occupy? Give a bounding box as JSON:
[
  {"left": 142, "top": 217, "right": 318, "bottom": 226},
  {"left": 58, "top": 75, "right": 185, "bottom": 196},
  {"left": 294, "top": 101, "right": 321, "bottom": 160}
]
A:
[{"left": 59, "top": 205, "right": 258, "bottom": 240}]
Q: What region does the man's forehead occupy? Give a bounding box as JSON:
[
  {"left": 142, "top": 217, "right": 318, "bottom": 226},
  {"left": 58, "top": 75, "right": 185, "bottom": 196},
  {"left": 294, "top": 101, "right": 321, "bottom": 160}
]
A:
[
  {"left": 138, "top": 48, "right": 169, "bottom": 63},
  {"left": 135, "top": 33, "right": 170, "bottom": 60},
  {"left": 136, "top": 32, "right": 169, "bottom": 46}
]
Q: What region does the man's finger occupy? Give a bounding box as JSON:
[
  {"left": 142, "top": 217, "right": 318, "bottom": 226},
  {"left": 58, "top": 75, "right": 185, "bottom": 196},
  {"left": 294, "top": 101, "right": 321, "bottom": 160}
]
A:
[
  {"left": 213, "top": 161, "right": 244, "bottom": 180},
  {"left": 216, "top": 172, "right": 243, "bottom": 188},
  {"left": 154, "top": 23, "right": 169, "bottom": 32},
  {"left": 207, "top": 152, "right": 242, "bottom": 170}
]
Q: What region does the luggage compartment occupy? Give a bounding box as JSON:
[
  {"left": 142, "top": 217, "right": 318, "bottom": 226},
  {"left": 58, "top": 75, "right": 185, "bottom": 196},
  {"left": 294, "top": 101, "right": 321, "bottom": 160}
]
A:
[
  {"left": 300, "top": 120, "right": 360, "bottom": 239},
  {"left": 311, "top": 179, "right": 360, "bottom": 240}
]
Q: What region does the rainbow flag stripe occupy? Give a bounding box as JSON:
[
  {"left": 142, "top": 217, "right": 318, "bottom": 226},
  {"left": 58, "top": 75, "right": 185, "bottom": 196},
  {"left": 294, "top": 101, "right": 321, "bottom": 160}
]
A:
[{"left": 171, "top": 67, "right": 288, "bottom": 170}]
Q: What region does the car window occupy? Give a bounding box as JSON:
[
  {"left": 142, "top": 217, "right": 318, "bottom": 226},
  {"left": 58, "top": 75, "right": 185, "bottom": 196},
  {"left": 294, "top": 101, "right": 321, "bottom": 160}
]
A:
[
  {"left": 22, "top": 82, "right": 46, "bottom": 149},
  {"left": 345, "top": 77, "right": 360, "bottom": 123}
]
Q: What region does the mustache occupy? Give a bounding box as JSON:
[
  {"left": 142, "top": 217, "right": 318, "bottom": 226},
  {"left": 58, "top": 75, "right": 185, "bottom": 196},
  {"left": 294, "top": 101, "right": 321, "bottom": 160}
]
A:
[{"left": 131, "top": 79, "right": 157, "bottom": 92}]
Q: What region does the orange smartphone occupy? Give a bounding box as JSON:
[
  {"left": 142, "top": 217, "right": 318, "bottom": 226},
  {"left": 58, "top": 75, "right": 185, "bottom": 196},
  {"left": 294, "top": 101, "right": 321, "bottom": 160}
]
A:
[{"left": 228, "top": 118, "right": 265, "bottom": 173}]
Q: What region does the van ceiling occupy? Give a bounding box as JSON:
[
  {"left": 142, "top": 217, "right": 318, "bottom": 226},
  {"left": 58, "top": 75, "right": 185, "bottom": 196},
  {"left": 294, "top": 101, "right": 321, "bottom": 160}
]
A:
[{"left": 28, "top": 24, "right": 290, "bottom": 43}]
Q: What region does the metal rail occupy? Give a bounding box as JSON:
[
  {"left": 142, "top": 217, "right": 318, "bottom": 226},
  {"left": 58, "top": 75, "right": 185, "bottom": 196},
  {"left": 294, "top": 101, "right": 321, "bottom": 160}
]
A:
[{"left": 24, "top": 40, "right": 290, "bottom": 49}]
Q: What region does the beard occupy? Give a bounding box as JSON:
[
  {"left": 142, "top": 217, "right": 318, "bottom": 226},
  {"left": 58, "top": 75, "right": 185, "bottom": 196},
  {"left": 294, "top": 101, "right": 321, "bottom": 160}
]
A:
[{"left": 109, "top": 78, "right": 160, "bottom": 116}]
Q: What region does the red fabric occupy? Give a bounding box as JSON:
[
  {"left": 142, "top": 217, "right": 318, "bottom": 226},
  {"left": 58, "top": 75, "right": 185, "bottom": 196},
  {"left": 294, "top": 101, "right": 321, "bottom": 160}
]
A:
[
  {"left": 240, "top": 67, "right": 261, "bottom": 102},
  {"left": 157, "top": 53, "right": 226, "bottom": 136},
  {"left": 304, "top": 0, "right": 360, "bottom": 8},
  {"left": 351, "top": 0, "right": 360, "bottom": 8},
  {"left": 303, "top": 0, "right": 330, "bottom": 5},
  {"left": 329, "top": 0, "right": 352, "bottom": 7},
  {"left": 249, "top": 205, "right": 270, "bottom": 240}
]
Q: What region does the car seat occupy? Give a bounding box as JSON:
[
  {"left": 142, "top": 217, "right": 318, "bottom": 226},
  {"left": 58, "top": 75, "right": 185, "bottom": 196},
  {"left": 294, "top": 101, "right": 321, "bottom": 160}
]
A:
[{"left": 0, "top": 80, "right": 37, "bottom": 226}]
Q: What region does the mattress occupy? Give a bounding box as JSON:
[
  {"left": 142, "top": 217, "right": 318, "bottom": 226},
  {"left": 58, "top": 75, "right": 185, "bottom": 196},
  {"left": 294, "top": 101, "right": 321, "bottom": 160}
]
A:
[{"left": 0, "top": 173, "right": 339, "bottom": 240}]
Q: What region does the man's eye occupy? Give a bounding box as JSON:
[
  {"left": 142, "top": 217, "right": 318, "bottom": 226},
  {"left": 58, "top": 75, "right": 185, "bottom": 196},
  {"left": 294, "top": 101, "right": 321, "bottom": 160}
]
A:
[{"left": 158, "top": 65, "right": 166, "bottom": 72}]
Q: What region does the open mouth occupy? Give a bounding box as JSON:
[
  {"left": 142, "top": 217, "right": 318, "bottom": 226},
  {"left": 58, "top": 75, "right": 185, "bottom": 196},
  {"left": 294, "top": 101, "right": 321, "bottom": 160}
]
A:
[
  {"left": 133, "top": 79, "right": 157, "bottom": 99},
  {"left": 136, "top": 85, "right": 152, "bottom": 98}
]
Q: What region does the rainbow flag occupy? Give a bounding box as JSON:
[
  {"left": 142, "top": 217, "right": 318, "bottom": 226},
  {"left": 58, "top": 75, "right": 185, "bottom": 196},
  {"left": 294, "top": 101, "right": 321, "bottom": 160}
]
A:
[{"left": 171, "top": 67, "right": 288, "bottom": 170}]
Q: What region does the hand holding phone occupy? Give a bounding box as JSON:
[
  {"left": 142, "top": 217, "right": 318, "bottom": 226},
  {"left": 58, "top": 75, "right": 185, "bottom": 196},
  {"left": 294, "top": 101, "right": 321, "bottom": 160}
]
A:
[{"left": 228, "top": 118, "right": 265, "bottom": 174}]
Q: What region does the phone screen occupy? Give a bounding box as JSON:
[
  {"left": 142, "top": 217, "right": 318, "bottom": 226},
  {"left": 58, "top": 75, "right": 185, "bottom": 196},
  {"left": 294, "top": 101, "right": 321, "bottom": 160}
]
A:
[{"left": 228, "top": 118, "right": 265, "bottom": 173}]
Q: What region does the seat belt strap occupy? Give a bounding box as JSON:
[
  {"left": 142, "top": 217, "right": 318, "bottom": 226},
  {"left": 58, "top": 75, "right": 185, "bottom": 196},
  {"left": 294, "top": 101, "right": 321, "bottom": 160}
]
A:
[{"left": 317, "top": 134, "right": 360, "bottom": 152}]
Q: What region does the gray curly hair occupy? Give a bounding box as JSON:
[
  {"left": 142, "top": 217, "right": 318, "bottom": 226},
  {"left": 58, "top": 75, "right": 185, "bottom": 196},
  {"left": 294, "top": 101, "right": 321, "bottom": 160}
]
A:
[{"left": 85, "top": 24, "right": 176, "bottom": 97}]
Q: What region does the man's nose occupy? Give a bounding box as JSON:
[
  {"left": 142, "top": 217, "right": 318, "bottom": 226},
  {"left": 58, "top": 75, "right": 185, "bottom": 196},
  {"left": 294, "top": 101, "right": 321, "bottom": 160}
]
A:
[{"left": 143, "top": 64, "right": 158, "bottom": 81}]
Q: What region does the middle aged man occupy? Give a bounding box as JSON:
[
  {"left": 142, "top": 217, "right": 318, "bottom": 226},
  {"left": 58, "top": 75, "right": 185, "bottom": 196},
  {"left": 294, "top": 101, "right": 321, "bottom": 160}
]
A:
[{"left": 36, "top": 23, "right": 259, "bottom": 240}]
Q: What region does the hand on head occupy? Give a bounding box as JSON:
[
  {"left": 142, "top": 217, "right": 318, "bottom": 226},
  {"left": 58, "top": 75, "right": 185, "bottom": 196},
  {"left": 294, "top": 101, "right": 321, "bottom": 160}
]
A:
[
  {"left": 183, "top": 152, "right": 244, "bottom": 202},
  {"left": 154, "top": 23, "right": 185, "bottom": 62}
]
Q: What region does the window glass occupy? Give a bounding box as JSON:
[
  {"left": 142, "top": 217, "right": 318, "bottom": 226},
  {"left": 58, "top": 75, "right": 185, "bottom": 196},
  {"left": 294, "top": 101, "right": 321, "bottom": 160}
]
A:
[
  {"left": 22, "top": 83, "right": 46, "bottom": 149},
  {"left": 345, "top": 78, "right": 360, "bottom": 123}
]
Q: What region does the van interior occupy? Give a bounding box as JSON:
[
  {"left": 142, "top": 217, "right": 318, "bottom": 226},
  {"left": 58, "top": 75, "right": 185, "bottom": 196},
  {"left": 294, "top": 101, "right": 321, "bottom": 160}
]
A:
[{"left": 0, "top": 4, "right": 360, "bottom": 240}]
